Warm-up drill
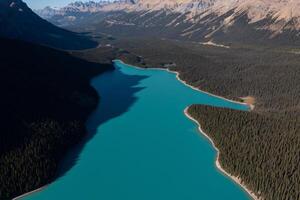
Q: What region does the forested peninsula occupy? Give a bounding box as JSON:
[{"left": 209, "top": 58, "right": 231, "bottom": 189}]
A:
[{"left": 0, "top": 38, "right": 113, "bottom": 199}]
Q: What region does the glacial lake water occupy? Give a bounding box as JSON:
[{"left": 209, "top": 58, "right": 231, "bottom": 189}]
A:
[{"left": 24, "top": 60, "right": 250, "bottom": 200}]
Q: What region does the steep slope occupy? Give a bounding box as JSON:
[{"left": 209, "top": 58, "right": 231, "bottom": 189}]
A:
[
  {"left": 0, "top": 0, "right": 97, "bottom": 50},
  {"left": 36, "top": 0, "right": 300, "bottom": 46},
  {"left": 0, "top": 37, "right": 113, "bottom": 199},
  {"left": 35, "top": 1, "right": 111, "bottom": 18}
]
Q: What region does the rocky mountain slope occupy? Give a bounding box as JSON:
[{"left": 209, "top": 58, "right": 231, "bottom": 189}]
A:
[
  {"left": 36, "top": 0, "right": 300, "bottom": 46},
  {"left": 0, "top": 0, "right": 97, "bottom": 49}
]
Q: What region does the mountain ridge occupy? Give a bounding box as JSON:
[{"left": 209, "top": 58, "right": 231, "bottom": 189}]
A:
[
  {"left": 35, "top": 0, "right": 300, "bottom": 45},
  {"left": 0, "top": 0, "right": 97, "bottom": 49}
]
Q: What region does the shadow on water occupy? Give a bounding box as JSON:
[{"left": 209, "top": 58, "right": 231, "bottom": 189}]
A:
[{"left": 56, "top": 64, "right": 149, "bottom": 179}]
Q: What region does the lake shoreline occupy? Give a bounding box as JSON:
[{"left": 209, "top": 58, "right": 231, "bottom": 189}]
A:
[
  {"left": 114, "top": 60, "right": 254, "bottom": 110},
  {"left": 184, "top": 108, "right": 260, "bottom": 200},
  {"left": 169, "top": 68, "right": 254, "bottom": 110},
  {"left": 15, "top": 59, "right": 255, "bottom": 200},
  {"left": 115, "top": 59, "right": 258, "bottom": 200},
  {"left": 12, "top": 186, "right": 48, "bottom": 200},
  {"left": 11, "top": 67, "right": 113, "bottom": 200}
]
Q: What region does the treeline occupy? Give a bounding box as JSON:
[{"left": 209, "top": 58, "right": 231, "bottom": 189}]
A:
[
  {"left": 0, "top": 38, "right": 113, "bottom": 199},
  {"left": 187, "top": 105, "right": 300, "bottom": 200},
  {"left": 111, "top": 37, "right": 300, "bottom": 199}
]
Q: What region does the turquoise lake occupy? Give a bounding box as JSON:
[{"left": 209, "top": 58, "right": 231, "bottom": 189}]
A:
[{"left": 25, "top": 60, "right": 250, "bottom": 200}]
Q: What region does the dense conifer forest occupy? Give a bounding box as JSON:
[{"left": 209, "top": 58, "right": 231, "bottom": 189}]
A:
[
  {"left": 187, "top": 105, "right": 300, "bottom": 200},
  {"left": 105, "top": 37, "right": 300, "bottom": 199},
  {"left": 1, "top": 32, "right": 298, "bottom": 199},
  {"left": 0, "top": 38, "right": 113, "bottom": 199}
]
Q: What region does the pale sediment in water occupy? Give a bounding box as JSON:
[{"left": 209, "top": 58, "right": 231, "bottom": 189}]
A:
[{"left": 240, "top": 96, "right": 256, "bottom": 110}]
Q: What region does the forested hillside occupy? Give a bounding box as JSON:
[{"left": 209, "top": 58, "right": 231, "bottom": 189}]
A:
[
  {"left": 187, "top": 106, "right": 300, "bottom": 200},
  {"left": 0, "top": 38, "right": 113, "bottom": 199},
  {"left": 106, "top": 37, "right": 300, "bottom": 199}
]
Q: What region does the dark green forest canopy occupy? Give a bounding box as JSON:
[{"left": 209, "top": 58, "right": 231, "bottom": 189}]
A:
[
  {"left": 106, "top": 38, "right": 300, "bottom": 200},
  {"left": 112, "top": 38, "right": 300, "bottom": 116},
  {"left": 0, "top": 38, "right": 113, "bottom": 199},
  {"left": 0, "top": 33, "right": 299, "bottom": 199},
  {"left": 187, "top": 106, "right": 300, "bottom": 200}
]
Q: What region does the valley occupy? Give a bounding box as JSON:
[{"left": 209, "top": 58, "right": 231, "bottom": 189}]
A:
[
  {"left": 36, "top": 0, "right": 300, "bottom": 46},
  {"left": 21, "top": 60, "right": 252, "bottom": 200},
  {"left": 83, "top": 36, "right": 300, "bottom": 199},
  {"left": 0, "top": 0, "right": 299, "bottom": 199}
]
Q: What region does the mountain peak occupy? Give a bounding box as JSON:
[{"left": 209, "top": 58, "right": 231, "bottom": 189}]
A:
[
  {"left": 35, "top": 0, "right": 300, "bottom": 45},
  {"left": 36, "top": 0, "right": 300, "bottom": 25},
  {"left": 1, "top": 0, "right": 30, "bottom": 12},
  {"left": 0, "top": 0, "right": 97, "bottom": 49}
]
